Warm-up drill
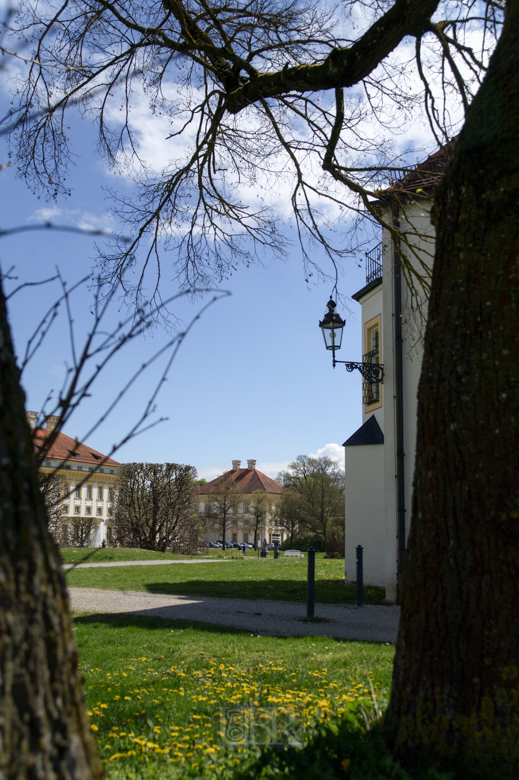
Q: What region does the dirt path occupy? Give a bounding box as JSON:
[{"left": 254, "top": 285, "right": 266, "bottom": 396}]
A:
[{"left": 69, "top": 587, "right": 400, "bottom": 643}]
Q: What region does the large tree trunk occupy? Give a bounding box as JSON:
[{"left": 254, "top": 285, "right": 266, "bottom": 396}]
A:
[
  {"left": 385, "top": 4, "right": 519, "bottom": 775},
  {"left": 0, "top": 283, "right": 103, "bottom": 779}
]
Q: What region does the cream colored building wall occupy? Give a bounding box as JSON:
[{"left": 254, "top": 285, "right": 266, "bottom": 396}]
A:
[
  {"left": 40, "top": 458, "right": 119, "bottom": 545},
  {"left": 344, "top": 443, "right": 385, "bottom": 586},
  {"left": 200, "top": 493, "right": 285, "bottom": 545}
]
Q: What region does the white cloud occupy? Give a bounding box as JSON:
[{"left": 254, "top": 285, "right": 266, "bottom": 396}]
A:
[{"left": 308, "top": 442, "right": 344, "bottom": 466}]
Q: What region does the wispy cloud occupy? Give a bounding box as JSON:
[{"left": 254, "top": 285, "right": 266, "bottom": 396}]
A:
[{"left": 28, "top": 206, "right": 116, "bottom": 233}]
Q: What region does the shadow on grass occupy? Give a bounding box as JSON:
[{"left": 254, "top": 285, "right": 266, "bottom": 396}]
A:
[
  {"left": 230, "top": 716, "right": 506, "bottom": 780},
  {"left": 121, "top": 578, "right": 387, "bottom": 605},
  {"left": 72, "top": 611, "right": 259, "bottom": 636},
  {"left": 72, "top": 612, "right": 365, "bottom": 645}
]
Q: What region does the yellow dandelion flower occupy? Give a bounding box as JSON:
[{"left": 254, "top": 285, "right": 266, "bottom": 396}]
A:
[{"left": 90, "top": 725, "right": 98, "bottom": 732}]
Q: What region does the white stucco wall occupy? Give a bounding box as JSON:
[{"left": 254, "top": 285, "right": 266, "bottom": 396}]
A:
[
  {"left": 344, "top": 442, "right": 385, "bottom": 587},
  {"left": 343, "top": 197, "right": 435, "bottom": 602},
  {"left": 382, "top": 199, "right": 435, "bottom": 601}
]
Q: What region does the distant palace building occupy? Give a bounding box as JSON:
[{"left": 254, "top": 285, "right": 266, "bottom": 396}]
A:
[
  {"left": 28, "top": 411, "right": 120, "bottom": 546},
  {"left": 198, "top": 459, "right": 287, "bottom": 546}
]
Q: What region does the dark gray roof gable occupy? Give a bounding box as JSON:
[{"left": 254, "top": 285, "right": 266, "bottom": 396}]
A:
[
  {"left": 343, "top": 415, "right": 384, "bottom": 446},
  {"left": 352, "top": 276, "right": 382, "bottom": 303}
]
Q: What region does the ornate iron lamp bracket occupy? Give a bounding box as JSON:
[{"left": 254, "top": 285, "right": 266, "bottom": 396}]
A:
[{"left": 333, "top": 358, "right": 384, "bottom": 383}]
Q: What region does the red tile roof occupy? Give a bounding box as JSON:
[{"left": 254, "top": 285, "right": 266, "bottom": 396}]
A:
[
  {"left": 378, "top": 141, "right": 455, "bottom": 200},
  {"left": 198, "top": 468, "right": 287, "bottom": 496},
  {"left": 34, "top": 428, "right": 120, "bottom": 467}
]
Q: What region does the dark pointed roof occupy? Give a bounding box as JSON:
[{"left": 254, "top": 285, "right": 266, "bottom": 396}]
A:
[
  {"left": 343, "top": 415, "right": 384, "bottom": 447},
  {"left": 198, "top": 468, "right": 287, "bottom": 496}
]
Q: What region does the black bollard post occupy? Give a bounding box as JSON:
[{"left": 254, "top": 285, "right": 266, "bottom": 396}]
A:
[
  {"left": 274, "top": 541, "right": 279, "bottom": 559},
  {"left": 307, "top": 547, "right": 315, "bottom": 619},
  {"left": 356, "top": 545, "right": 364, "bottom": 608}
]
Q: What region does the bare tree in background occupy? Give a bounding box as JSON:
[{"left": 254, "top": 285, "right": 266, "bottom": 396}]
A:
[
  {"left": 207, "top": 472, "right": 241, "bottom": 548},
  {"left": 39, "top": 471, "right": 67, "bottom": 539},
  {"left": 113, "top": 462, "right": 200, "bottom": 552},
  {"left": 247, "top": 491, "right": 270, "bottom": 548},
  {"left": 273, "top": 491, "right": 301, "bottom": 549},
  {"left": 69, "top": 518, "right": 96, "bottom": 548},
  {"left": 278, "top": 456, "right": 344, "bottom": 547}
]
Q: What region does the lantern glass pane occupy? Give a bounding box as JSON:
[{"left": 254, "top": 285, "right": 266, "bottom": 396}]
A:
[{"left": 322, "top": 325, "right": 343, "bottom": 351}]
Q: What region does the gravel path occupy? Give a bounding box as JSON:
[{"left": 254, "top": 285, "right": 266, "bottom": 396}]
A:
[{"left": 69, "top": 587, "right": 400, "bottom": 643}]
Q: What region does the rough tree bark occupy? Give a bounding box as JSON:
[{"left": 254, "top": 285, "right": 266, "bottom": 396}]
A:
[
  {"left": 385, "top": 2, "right": 519, "bottom": 774},
  {"left": 0, "top": 283, "right": 103, "bottom": 779}
]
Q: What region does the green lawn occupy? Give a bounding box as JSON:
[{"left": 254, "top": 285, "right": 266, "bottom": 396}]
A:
[
  {"left": 60, "top": 547, "right": 201, "bottom": 565},
  {"left": 66, "top": 556, "right": 386, "bottom": 605},
  {"left": 75, "top": 613, "right": 395, "bottom": 778}
]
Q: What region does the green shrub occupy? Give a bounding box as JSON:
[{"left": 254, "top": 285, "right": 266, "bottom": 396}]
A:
[{"left": 281, "top": 534, "right": 326, "bottom": 552}]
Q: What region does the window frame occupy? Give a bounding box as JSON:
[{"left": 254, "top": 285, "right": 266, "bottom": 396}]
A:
[{"left": 363, "top": 314, "right": 382, "bottom": 411}]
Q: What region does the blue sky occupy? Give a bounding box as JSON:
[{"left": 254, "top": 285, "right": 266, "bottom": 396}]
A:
[
  {"left": 0, "top": 108, "right": 370, "bottom": 481},
  {"left": 2, "top": 0, "right": 464, "bottom": 480}
]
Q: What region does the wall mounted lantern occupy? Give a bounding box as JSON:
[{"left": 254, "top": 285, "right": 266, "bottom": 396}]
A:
[{"left": 319, "top": 298, "right": 384, "bottom": 384}]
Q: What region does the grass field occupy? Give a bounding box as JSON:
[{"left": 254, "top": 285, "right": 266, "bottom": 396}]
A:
[
  {"left": 60, "top": 548, "right": 202, "bottom": 564},
  {"left": 60, "top": 547, "right": 307, "bottom": 565},
  {"left": 66, "top": 556, "right": 386, "bottom": 605},
  {"left": 75, "top": 613, "right": 395, "bottom": 778}
]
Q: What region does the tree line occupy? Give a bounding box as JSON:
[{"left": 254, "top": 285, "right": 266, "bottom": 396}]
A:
[
  {"left": 276, "top": 455, "right": 345, "bottom": 555},
  {"left": 40, "top": 463, "right": 204, "bottom": 553}
]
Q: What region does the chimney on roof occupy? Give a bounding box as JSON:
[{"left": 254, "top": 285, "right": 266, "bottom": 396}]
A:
[
  {"left": 232, "top": 460, "right": 241, "bottom": 471},
  {"left": 26, "top": 411, "right": 38, "bottom": 429},
  {"left": 44, "top": 415, "right": 60, "bottom": 431},
  {"left": 247, "top": 460, "right": 256, "bottom": 470}
]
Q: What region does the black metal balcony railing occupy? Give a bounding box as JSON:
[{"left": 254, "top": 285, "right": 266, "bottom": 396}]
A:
[{"left": 365, "top": 242, "right": 382, "bottom": 285}]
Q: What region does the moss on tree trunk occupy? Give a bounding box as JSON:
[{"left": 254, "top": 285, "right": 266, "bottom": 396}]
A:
[
  {"left": 0, "top": 284, "right": 103, "bottom": 779},
  {"left": 385, "top": 2, "right": 519, "bottom": 774}
]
